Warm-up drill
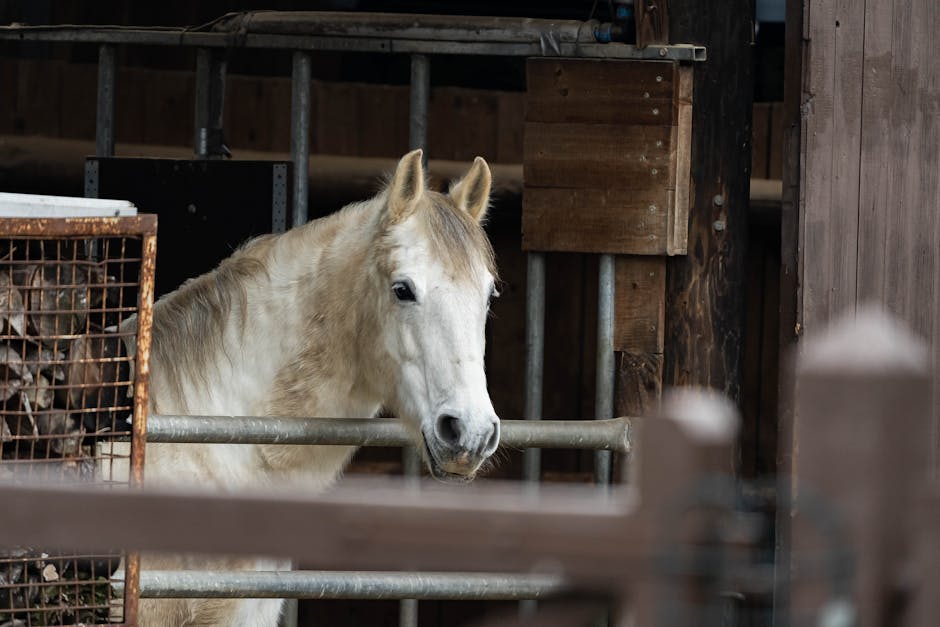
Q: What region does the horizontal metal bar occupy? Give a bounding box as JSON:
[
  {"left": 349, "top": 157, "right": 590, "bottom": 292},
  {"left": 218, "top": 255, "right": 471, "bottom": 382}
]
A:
[
  {"left": 118, "top": 570, "right": 566, "bottom": 600},
  {"left": 0, "top": 25, "right": 706, "bottom": 61},
  {"left": 146, "top": 416, "right": 631, "bottom": 453}
]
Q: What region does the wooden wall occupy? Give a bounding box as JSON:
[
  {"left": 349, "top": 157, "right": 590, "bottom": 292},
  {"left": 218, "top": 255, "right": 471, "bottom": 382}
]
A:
[
  {"left": 793, "top": 0, "right": 940, "bottom": 465},
  {"left": 2, "top": 59, "right": 782, "bottom": 180},
  {"left": 0, "top": 59, "right": 525, "bottom": 163}
]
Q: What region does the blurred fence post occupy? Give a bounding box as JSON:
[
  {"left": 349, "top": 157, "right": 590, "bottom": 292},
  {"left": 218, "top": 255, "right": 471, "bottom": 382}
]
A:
[
  {"left": 792, "top": 308, "right": 930, "bottom": 627},
  {"left": 625, "top": 388, "right": 739, "bottom": 627}
]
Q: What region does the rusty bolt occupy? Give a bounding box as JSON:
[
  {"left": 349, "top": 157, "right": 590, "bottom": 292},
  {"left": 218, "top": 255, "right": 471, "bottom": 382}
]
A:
[{"left": 659, "top": 47, "right": 668, "bottom": 57}]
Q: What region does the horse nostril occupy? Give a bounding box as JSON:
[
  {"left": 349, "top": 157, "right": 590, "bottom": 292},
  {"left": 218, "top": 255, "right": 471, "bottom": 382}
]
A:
[
  {"left": 484, "top": 421, "right": 500, "bottom": 454},
  {"left": 436, "top": 414, "right": 462, "bottom": 448}
]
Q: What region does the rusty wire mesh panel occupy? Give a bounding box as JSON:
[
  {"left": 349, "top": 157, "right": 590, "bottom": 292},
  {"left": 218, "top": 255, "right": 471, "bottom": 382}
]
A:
[{"left": 0, "top": 216, "right": 156, "bottom": 627}]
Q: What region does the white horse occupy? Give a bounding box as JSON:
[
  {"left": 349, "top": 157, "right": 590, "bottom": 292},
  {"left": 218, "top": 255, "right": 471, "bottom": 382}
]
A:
[{"left": 135, "top": 150, "right": 501, "bottom": 626}]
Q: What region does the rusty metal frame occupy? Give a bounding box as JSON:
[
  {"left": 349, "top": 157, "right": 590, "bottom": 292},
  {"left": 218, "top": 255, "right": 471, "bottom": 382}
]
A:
[{"left": 0, "top": 214, "right": 156, "bottom": 627}]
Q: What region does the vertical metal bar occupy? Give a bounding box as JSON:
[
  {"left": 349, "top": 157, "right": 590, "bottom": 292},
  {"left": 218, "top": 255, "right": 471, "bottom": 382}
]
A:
[
  {"left": 194, "top": 48, "right": 227, "bottom": 159},
  {"left": 519, "top": 251, "right": 545, "bottom": 618},
  {"left": 400, "top": 599, "right": 419, "bottom": 627},
  {"left": 290, "top": 51, "right": 312, "bottom": 227},
  {"left": 523, "top": 253, "right": 546, "bottom": 482},
  {"left": 594, "top": 254, "right": 616, "bottom": 486},
  {"left": 399, "top": 52, "right": 430, "bottom": 627},
  {"left": 95, "top": 43, "right": 116, "bottom": 158}
]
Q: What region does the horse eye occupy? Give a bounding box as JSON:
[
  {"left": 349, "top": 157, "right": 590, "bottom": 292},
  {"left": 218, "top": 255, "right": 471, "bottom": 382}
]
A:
[{"left": 392, "top": 281, "right": 416, "bottom": 302}]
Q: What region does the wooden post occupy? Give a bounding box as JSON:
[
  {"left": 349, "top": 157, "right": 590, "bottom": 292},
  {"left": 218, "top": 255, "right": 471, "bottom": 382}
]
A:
[
  {"left": 792, "top": 308, "right": 930, "bottom": 626},
  {"left": 635, "top": 0, "right": 670, "bottom": 49},
  {"left": 625, "top": 387, "right": 739, "bottom": 627},
  {"left": 773, "top": 0, "right": 805, "bottom": 621},
  {"left": 663, "top": 2, "right": 752, "bottom": 401}
]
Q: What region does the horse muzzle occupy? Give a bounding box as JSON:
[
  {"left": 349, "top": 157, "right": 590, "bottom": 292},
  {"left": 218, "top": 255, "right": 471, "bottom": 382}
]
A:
[{"left": 422, "top": 412, "right": 500, "bottom": 481}]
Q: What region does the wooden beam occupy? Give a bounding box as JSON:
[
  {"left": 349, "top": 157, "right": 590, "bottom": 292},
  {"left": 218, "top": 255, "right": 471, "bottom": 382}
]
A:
[
  {"left": 635, "top": 0, "right": 671, "bottom": 49},
  {"left": 613, "top": 256, "right": 665, "bottom": 424},
  {"left": 663, "top": 1, "right": 753, "bottom": 399}
]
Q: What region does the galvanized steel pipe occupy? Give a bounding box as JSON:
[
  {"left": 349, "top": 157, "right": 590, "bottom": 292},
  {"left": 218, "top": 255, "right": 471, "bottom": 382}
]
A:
[
  {"left": 145, "top": 416, "right": 631, "bottom": 453},
  {"left": 290, "top": 50, "right": 312, "bottom": 226},
  {"left": 124, "top": 570, "right": 566, "bottom": 600},
  {"left": 594, "top": 255, "right": 616, "bottom": 486},
  {"left": 523, "top": 252, "right": 546, "bottom": 481}
]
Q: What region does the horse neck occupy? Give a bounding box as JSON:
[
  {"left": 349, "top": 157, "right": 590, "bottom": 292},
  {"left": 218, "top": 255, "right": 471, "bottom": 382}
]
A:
[
  {"left": 253, "top": 201, "right": 388, "bottom": 417},
  {"left": 148, "top": 201, "right": 385, "bottom": 419}
]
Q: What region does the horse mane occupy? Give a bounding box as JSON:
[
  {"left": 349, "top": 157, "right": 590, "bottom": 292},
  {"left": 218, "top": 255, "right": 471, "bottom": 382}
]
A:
[
  {"left": 149, "top": 235, "right": 276, "bottom": 409},
  {"left": 420, "top": 191, "right": 498, "bottom": 283}
]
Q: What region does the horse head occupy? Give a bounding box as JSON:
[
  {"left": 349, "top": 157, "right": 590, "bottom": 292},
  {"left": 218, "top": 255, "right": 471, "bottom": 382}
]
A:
[{"left": 372, "top": 150, "right": 500, "bottom": 482}]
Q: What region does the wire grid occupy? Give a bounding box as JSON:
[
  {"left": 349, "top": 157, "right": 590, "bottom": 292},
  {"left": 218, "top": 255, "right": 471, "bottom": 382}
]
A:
[{"left": 0, "top": 223, "right": 152, "bottom": 627}]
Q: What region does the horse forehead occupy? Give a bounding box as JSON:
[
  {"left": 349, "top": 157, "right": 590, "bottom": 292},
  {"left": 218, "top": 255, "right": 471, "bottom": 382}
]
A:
[{"left": 387, "top": 221, "right": 491, "bottom": 286}]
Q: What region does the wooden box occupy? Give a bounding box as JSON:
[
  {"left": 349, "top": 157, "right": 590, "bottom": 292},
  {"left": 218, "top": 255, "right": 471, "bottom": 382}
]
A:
[{"left": 522, "top": 59, "right": 693, "bottom": 255}]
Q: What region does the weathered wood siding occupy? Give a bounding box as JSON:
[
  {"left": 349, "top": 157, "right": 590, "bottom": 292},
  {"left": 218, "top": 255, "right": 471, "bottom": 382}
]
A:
[{"left": 798, "top": 0, "right": 940, "bottom": 463}]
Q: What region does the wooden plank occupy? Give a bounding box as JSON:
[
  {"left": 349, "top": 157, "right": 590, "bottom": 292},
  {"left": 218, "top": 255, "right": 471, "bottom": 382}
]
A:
[
  {"left": 774, "top": 0, "right": 806, "bottom": 620},
  {"left": 0, "top": 60, "right": 16, "bottom": 135},
  {"left": 265, "top": 77, "right": 293, "bottom": 154},
  {"left": 496, "top": 91, "right": 525, "bottom": 163},
  {"left": 526, "top": 59, "right": 676, "bottom": 125},
  {"left": 667, "top": 66, "right": 693, "bottom": 255},
  {"left": 664, "top": 0, "right": 752, "bottom": 399},
  {"left": 614, "top": 256, "right": 665, "bottom": 354},
  {"left": 768, "top": 101, "right": 785, "bottom": 179},
  {"left": 800, "top": 0, "right": 864, "bottom": 327},
  {"left": 523, "top": 123, "right": 672, "bottom": 190},
  {"left": 314, "top": 81, "right": 359, "bottom": 155},
  {"left": 143, "top": 69, "right": 193, "bottom": 147},
  {"left": 14, "top": 60, "right": 62, "bottom": 137},
  {"left": 57, "top": 62, "right": 96, "bottom": 140},
  {"left": 613, "top": 256, "right": 665, "bottom": 438},
  {"left": 635, "top": 0, "right": 670, "bottom": 49},
  {"left": 751, "top": 102, "right": 771, "bottom": 179},
  {"left": 356, "top": 83, "right": 409, "bottom": 158},
  {"left": 430, "top": 87, "right": 500, "bottom": 162},
  {"left": 614, "top": 352, "right": 663, "bottom": 420},
  {"left": 115, "top": 67, "right": 149, "bottom": 146},
  {"left": 853, "top": 0, "right": 892, "bottom": 304},
  {"left": 225, "top": 75, "right": 273, "bottom": 152},
  {"left": 522, "top": 188, "right": 669, "bottom": 255}
]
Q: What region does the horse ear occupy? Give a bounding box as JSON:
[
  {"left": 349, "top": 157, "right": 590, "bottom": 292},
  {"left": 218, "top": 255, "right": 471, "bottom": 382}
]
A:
[
  {"left": 387, "top": 149, "right": 426, "bottom": 223},
  {"left": 449, "top": 156, "right": 492, "bottom": 223}
]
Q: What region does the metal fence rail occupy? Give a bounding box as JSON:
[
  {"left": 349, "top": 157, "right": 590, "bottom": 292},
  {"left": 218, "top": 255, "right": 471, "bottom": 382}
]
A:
[
  {"left": 145, "top": 415, "right": 631, "bottom": 452},
  {"left": 118, "top": 570, "right": 567, "bottom": 601}
]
